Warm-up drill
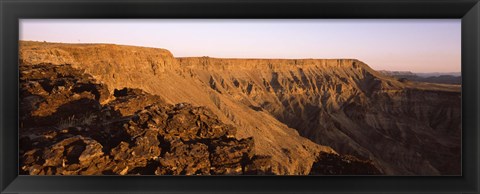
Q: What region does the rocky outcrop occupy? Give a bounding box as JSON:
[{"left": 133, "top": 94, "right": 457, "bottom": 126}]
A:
[
  {"left": 20, "top": 63, "right": 110, "bottom": 129},
  {"left": 19, "top": 41, "right": 179, "bottom": 94},
  {"left": 19, "top": 63, "right": 277, "bottom": 175},
  {"left": 309, "top": 152, "right": 381, "bottom": 175},
  {"left": 110, "top": 87, "right": 165, "bottom": 116}
]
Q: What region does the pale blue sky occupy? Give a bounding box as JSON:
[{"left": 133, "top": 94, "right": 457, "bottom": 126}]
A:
[{"left": 20, "top": 19, "right": 461, "bottom": 73}]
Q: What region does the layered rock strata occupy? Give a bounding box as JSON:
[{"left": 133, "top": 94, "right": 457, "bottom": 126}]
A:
[{"left": 20, "top": 62, "right": 378, "bottom": 175}]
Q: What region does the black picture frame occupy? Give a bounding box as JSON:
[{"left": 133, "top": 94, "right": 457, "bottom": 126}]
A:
[{"left": 1, "top": 0, "right": 479, "bottom": 193}]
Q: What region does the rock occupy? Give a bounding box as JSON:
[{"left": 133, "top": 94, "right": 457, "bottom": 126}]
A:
[
  {"left": 109, "top": 87, "right": 165, "bottom": 116},
  {"left": 209, "top": 138, "right": 254, "bottom": 168},
  {"left": 19, "top": 62, "right": 269, "bottom": 175},
  {"left": 211, "top": 163, "right": 243, "bottom": 175},
  {"left": 19, "top": 64, "right": 110, "bottom": 129},
  {"left": 109, "top": 129, "right": 161, "bottom": 175},
  {"left": 208, "top": 138, "right": 254, "bottom": 175},
  {"left": 158, "top": 142, "right": 211, "bottom": 175},
  {"left": 21, "top": 135, "right": 107, "bottom": 175},
  {"left": 244, "top": 155, "right": 274, "bottom": 175},
  {"left": 125, "top": 103, "right": 236, "bottom": 142},
  {"left": 309, "top": 152, "right": 382, "bottom": 175}
]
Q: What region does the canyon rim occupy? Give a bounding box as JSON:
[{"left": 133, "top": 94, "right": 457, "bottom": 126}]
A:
[{"left": 18, "top": 41, "right": 461, "bottom": 175}]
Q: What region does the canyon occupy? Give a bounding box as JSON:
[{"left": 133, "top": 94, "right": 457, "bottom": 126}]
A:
[{"left": 19, "top": 41, "right": 461, "bottom": 175}]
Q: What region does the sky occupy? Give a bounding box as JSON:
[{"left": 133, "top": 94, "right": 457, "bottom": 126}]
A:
[{"left": 20, "top": 19, "right": 461, "bottom": 73}]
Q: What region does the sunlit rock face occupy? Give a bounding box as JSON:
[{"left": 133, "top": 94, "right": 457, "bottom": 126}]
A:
[
  {"left": 19, "top": 41, "right": 459, "bottom": 175},
  {"left": 177, "top": 57, "right": 460, "bottom": 175}
]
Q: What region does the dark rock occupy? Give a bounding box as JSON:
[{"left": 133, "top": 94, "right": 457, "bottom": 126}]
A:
[
  {"left": 157, "top": 141, "right": 211, "bottom": 175},
  {"left": 19, "top": 63, "right": 273, "bottom": 175},
  {"left": 109, "top": 129, "right": 161, "bottom": 175},
  {"left": 209, "top": 138, "right": 254, "bottom": 168},
  {"left": 244, "top": 155, "right": 274, "bottom": 175},
  {"left": 109, "top": 87, "right": 165, "bottom": 116},
  {"left": 211, "top": 163, "right": 243, "bottom": 175},
  {"left": 309, "top": 152, "right": 382, "bottom": 175},
  {"left": 19, "top": 64, "right": 110, "bottom": 129},
  {"left": 21, "top": 135, "right": 108, "bottom": 175}
]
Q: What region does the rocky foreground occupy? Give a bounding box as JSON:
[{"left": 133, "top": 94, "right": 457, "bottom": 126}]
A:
[{"left": 19, "top": 63, "right": 380, "bottom": 175}]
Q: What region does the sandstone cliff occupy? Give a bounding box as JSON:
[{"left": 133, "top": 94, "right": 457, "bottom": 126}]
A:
[
  {"left": 177, "top": 57, "right": 461, "bottom": 175},
  {"left": 19, "top": 41, "right": 460, "bottom": 175}
]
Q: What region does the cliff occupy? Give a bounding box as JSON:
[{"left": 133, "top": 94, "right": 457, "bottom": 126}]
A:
[
  {"left": 19, "top": 41, "right": 460, "bottom": 175},
  {"left": 177, "top": 57, "right": 461, "bottom": 175}
]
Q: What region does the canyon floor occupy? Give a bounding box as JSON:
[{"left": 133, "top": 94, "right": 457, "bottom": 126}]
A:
[{"left": 19, "top": 41, "right": 461, "bottom": 175}]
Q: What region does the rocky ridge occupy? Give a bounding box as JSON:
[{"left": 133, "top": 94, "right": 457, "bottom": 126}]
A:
[{"left": 19, "top": 64, "right": 273, "bottom": 175}]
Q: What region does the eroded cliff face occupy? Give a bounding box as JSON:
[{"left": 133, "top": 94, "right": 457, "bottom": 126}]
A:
[
  {"left": 19, "top": 41, "right": 460, "bottom": 175},
  {"left": 177, "top": 57, "right": 461, "bottom": 175}
]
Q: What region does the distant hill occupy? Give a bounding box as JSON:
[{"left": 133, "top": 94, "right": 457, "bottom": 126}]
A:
[{"left": 379, "top": 70, "right": 461, "bottom": 85}]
